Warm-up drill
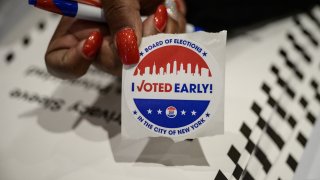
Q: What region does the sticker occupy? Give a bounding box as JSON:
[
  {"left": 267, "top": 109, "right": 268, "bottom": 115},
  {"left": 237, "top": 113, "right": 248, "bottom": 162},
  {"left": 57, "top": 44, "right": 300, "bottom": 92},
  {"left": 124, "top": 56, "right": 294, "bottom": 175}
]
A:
[{"left": 123, "top": 34, "right": 224, "bottom": 138}]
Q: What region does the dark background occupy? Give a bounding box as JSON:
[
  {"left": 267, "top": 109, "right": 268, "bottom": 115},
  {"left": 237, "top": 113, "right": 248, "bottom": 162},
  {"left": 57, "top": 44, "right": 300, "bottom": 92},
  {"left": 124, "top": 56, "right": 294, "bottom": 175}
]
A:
[{"left": 185, "top": 0, "right": 319, "bottom": 35}]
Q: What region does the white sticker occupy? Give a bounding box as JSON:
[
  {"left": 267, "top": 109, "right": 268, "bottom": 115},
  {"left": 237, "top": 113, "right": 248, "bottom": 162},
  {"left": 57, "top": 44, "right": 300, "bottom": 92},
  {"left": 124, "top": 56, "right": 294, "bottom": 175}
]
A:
[{"left": 122, "top": 31, "right": 226, "bottom": 142}]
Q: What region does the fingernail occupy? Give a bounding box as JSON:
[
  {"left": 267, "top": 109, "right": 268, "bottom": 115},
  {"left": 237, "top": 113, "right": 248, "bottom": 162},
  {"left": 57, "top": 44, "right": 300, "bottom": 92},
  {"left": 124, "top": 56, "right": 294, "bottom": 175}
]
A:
[
  {"left": 154, "top": 4, "right": 168, "bottom": 32},
  {"left": 82, "top": 31, "right": 103, "bottom": 58},
  {"left": 173, "top": 0, "right": 182, "bottom": 13},
  {"left": 165, "top": 0, "right": 179, "bottom": 21},
  {"left": 116, "top": 28, "right": 139, "bottom": 65}
]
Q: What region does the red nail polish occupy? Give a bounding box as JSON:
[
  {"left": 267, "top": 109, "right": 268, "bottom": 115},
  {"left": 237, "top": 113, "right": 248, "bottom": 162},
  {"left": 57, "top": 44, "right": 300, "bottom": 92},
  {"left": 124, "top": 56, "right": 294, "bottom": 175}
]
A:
[
  {"left": 82, "top": 31, "right": 102, "bottom": 58},
  {"left": 154, "top": 4, "right": 168, "bottom": 32},
  {"left": 116, "top": 28, "right": 139, "bottom": 65}
]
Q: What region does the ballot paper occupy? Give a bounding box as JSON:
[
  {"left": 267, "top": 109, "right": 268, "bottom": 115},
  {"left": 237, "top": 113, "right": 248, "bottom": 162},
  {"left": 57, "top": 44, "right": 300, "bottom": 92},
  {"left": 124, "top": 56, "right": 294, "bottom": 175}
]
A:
[
  {"left": 122, "top": 32, "right": 226, "bottom": 142},
  {"left": 0, "top": 5, "right": 320, "bottom": 180}
]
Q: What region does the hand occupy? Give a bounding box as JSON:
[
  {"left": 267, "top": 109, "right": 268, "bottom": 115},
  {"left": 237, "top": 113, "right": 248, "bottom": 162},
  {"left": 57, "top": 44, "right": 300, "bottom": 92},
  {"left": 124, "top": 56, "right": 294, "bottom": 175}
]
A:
[{"left": 45, "top": 0, "right": 186, "bottom": 79}]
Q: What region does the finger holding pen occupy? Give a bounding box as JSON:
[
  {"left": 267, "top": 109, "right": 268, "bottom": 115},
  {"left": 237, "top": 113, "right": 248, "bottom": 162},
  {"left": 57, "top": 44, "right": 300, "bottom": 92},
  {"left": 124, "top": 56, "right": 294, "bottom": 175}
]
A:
[
  {"left": 94, "top": 0, "right": 186, "bottom": 76},
  {"left": 36, "top": 0, "right": 186, "bottom": 79},
  {"left": 101, "top": 0, "right": 163, "bottom": 65},
  {"left": 45, "top": 18, "right": 104, "bottom": 79}
]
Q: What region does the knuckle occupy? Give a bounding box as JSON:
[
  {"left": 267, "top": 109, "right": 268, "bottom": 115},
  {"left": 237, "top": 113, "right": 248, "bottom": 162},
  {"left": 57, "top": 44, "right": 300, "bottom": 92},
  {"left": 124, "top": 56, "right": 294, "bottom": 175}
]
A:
[
  {"left": 95, "top": 56, "right": 122, "bottom": 76},
  {"left": 45, "top": 52, "right": 62, "bottom": 77},
  {"left": 45, "top": 52, "right": 87, "bottom": 79},
  {"left": 60, "top": 54, "right": 87, "bottom": 79},
  {"left": 105, "top": 2, "right": 128, "bottom": 18}
]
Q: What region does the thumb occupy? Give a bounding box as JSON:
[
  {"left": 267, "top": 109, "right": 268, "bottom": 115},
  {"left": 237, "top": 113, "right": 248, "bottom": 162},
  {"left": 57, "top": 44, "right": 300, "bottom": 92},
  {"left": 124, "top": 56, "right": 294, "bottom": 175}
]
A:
[{"left": 102, "top": 0, "right": 142, "bottom": 65}]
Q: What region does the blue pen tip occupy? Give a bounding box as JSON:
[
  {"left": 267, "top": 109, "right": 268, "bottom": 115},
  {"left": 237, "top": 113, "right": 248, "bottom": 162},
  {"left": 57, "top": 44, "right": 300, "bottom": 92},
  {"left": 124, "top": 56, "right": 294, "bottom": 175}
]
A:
[{"left": 28, "top": 0, "right": 36, "bottom": 5}]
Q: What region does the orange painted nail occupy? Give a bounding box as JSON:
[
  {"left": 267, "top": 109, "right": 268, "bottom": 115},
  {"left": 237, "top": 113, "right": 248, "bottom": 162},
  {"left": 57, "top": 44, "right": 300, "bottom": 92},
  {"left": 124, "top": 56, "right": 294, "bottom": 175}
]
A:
[
  {"left": 116, "top": 28, "right": 140, "bottom": 65},
  {"left": 154, "top": 4, "right": 168, "bottom": 32},
  {"left": 82, "top": 31, "right": 103, "bottom": 58}
]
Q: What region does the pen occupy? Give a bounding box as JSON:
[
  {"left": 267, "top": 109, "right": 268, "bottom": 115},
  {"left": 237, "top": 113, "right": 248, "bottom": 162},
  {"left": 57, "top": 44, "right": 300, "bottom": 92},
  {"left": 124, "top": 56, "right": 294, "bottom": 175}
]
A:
[
  {"left": 28, "top": 0, "right": 204, "bottom": 32},
  {"left": 29, "top": 0, "right": 105, "bottom": 22},
  {"left": 77, "top": 0, "right": 101, "bottom": 7}
]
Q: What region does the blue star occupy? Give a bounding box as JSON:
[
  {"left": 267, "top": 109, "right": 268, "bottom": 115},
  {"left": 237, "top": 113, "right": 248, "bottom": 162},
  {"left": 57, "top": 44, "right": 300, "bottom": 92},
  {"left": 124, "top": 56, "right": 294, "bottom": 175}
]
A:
[
  {"left": 133, "top": 110, "right": 137, "bottom": 115},
  {"left": 206, "top": 112, "right": 210, "bottom": 117},
  {"left": 140, "top": 52, "right": 144, "bottom": 57},
  {"left": 202, "top": 51, "right": 207, "bottom": 57}
]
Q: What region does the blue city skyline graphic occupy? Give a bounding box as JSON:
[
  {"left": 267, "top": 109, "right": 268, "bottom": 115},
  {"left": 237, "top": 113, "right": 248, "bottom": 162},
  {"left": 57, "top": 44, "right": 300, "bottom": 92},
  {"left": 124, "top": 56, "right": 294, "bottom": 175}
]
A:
[{"left": 133, "top": 99, "right": 211, "bottom": 128}]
